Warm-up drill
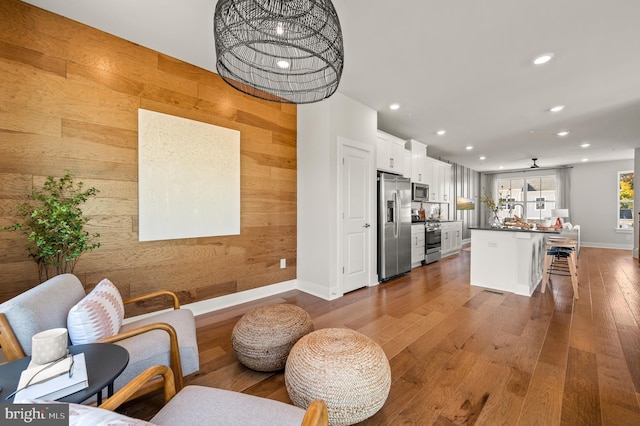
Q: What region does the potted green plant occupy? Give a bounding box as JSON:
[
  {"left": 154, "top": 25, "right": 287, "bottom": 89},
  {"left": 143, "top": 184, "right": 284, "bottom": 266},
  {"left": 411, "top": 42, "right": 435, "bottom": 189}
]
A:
[{"left": 3, "top": 170, "right": 101, "bottom": 282}]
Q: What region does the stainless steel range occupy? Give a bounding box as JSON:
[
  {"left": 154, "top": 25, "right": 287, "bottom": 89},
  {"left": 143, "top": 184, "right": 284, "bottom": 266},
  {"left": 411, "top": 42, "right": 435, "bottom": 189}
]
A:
[{"left": 425, "top": 219, "right": 441, "bottom": 264}]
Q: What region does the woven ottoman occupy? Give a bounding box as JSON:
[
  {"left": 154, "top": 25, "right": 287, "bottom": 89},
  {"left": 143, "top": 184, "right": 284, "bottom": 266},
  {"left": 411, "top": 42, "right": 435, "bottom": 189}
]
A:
[
  {"left": 232, "top": 304, "right": 314, "bottom": 372},
  {"left": 285, "top": 328, "right": 391, "bottom": 426}
]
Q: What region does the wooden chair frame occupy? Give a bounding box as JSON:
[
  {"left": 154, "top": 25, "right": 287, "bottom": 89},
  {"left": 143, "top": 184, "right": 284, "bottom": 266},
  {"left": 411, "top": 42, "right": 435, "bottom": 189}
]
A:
[
  {"left": 0, "top": 290, "right": 185, "bottom": 397},
  {"left": 0, "top": 313, "right": 24, "bottom": 361}
]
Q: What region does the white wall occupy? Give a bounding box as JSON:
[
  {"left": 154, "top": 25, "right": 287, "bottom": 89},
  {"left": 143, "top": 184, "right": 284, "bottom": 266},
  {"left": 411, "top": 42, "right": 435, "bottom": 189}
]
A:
[
  {"left": 635, "top": 148, "right": 640, "bottom": 257},
  {"left": 297, "top": 93, "right": 378, "bottom": 299},
  {"left": 297, "top": 101, "right": 332, "bottom": 298},
  {"left": 571, "top": 159, "right": 634, "bottom": 249}
]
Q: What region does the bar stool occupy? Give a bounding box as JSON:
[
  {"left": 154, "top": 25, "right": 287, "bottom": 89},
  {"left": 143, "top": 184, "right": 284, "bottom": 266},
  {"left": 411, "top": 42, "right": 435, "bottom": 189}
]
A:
[{"left": 541, "top": 237, "right": 579, "bottom": 299}]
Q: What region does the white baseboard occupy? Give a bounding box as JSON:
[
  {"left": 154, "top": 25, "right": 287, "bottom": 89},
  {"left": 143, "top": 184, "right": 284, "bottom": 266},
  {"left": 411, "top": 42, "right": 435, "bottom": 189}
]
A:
[
  {"left": 123, "top": 279, "right": 332, "bottom": 323},
  {"left": 581, "top": 242, "right": 633, "bottom": 250},
  {"left": 296, "top": 279, "right": 341, "bottom": 300},
  {"left": 441, "top": 250, "right": 460, "bottom": 258},
  {"left": 182, "top": 280, "right": 300, "bottom": 317}
]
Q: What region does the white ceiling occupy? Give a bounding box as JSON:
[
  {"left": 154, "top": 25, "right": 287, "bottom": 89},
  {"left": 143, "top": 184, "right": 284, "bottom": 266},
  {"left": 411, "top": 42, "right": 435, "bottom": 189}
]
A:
[{"left": 23, "top": 0, "right": 640, "bottom": 171}]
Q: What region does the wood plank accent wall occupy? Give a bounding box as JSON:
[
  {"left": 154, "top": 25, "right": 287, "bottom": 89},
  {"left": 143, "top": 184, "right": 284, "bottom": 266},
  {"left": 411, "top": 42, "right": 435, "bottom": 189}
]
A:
[{"left": 0, "top": 0, "right": 297, "bottom": 310}]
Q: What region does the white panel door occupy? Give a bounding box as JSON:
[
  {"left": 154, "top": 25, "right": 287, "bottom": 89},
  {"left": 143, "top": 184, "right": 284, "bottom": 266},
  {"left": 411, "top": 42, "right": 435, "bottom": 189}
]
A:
[{"left": 341, "top": 143, "right": 372, "bottom": 293}]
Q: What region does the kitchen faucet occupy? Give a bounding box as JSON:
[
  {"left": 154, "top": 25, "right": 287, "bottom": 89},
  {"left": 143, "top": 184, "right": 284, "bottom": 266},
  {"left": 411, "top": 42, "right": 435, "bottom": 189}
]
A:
[{"left": 508, "top": 203, "right": 524, "bottom": 218}]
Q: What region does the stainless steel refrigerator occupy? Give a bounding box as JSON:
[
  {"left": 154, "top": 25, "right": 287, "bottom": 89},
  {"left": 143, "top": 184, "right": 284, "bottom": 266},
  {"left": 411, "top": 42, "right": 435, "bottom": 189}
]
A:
[{"left": 377, "top": 172, "right": 412, "bottom": 281}]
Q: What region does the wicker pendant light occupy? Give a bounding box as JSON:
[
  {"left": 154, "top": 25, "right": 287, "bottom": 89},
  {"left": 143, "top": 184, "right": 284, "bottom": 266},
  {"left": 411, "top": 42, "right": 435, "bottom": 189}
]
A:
[{"left": 214, "top": 0, "right": 344, "bottom": 104}]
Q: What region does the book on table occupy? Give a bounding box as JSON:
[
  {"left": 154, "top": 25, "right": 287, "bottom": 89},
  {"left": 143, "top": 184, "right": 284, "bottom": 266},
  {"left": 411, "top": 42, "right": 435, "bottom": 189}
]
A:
[{"left": 13, "top": 352, "right": 89, "bottom": 402}]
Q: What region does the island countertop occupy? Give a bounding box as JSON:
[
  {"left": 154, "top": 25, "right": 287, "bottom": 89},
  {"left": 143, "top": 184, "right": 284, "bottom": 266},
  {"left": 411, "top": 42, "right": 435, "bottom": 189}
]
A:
[{"left": 468, "top": 226, "right": 560, "bottom": 235}]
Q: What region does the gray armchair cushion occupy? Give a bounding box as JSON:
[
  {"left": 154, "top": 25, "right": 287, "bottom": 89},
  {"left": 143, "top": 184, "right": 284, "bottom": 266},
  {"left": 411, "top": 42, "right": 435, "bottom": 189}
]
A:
[
  {"left": 0, "top": 274, "right": 85, "bottom": 354},
  {"left": 48, "top": 386, "right": 306, "bottom": 425},
  {"left": 151, "top": 385, "right": 306, "bottom": 426},
  {"left": 114, "top": 309, "right": 199, "bottom": 391}
]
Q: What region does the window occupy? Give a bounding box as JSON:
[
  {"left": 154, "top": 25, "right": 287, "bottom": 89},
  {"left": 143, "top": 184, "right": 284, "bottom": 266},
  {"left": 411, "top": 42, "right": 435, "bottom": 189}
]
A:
[
  {"left": 525, "top": 176, "right": 557, "bottom": 221},
  {"left": 618, "top": 171, "right": 634, "bottom": 229},
  {"left": 496, "top": 175, "right": 556, "bottom": 221}
]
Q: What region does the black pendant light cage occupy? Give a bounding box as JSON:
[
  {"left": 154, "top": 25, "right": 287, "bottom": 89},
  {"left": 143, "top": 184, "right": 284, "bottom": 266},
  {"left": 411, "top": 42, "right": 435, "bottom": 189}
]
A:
[{"left": 214, "top": 0, "right": 344, "bottom": 104}]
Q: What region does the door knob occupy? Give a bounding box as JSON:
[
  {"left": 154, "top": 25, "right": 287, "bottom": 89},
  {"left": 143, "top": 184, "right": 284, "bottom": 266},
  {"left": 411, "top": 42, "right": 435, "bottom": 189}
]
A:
[{"left": 363, "top": 223, "right": 371, "bottom": 228}]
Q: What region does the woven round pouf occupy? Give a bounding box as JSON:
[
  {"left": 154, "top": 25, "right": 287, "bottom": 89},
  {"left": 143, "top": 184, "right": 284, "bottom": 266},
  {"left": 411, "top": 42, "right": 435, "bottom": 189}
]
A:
[
  {"left": 284, "top": 328, "right": 391, "bottom": 426},
  {"left": 232, "top": 304, "right": 314, "bottom": 372}
]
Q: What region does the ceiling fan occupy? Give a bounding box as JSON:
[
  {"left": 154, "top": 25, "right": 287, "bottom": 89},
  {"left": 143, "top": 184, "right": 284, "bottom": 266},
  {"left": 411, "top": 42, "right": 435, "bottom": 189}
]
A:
[{"left": 530, "top": 158, "right": 540, "bottom": 168}]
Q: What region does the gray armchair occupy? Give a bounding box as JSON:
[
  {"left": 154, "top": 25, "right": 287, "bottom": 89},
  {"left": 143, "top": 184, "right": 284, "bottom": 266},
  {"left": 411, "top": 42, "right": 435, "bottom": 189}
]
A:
[
  {"left": 85, "top": 365, "right": 329, "bottom": 425},
  {"left": 0, "top": 274, "right": 199, "bottom": 398}
]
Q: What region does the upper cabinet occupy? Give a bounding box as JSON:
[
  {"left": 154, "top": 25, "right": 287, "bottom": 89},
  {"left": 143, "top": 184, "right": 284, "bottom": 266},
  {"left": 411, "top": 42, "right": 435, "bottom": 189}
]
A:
[
  {"left": 377, "top": 130, "right": 406, "bottom": 175},
  {"left": 407, "top": 139, "right": 428, "bottom": 184},
  {"left": 385, "top": 137, "right": 451, "bottom": 203},
  {"left": 403, "top": 148, "right": 412, "bottom": 179},
  {"left": 440, "top": 161, "right": 452, "bottom": 203},
  {"left": 427, "top": 158, "right": 452, "bottom": 203}
]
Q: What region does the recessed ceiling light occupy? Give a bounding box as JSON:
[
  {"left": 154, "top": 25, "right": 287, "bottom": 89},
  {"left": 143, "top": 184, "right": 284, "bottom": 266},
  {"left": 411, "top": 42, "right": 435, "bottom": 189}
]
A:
[
  {"left": 479, "top": 156, "right": 486, "bottom": 160},
  {"left": 276, "top": 60, "right": 290, "bottom": 69},
  {"left": 581, "top": 158, "right": 589, "bottom": 162},
  {"left": 389, "top": 103, "right": 400, "bottom": 110},
  {"left": 580, "top": 143, "right": 591, "bottom": 148},
  {"left": 499, "top": 166, "right": 504, "bottom": 170},
  {"left": 557, "top": 131, "right": 570, "bottom": 137},
  {"left": 436, "top": 129, "right": 446, "bottom": 136},
  {"left": 533, "top": 53, "right": 554, "bottom": 65},
  {"left": 465, "top": 146, "right": 474, "bottom": 150},
  {"left": 549, "top": 105, "right": 565, "bottom": 113}
]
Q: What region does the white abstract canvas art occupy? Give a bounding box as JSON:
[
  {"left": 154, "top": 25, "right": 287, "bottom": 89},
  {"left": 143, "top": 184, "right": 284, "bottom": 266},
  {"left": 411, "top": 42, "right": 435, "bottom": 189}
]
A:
[{"left": 138, "top": 109, "right": 240, "bottom": 241}]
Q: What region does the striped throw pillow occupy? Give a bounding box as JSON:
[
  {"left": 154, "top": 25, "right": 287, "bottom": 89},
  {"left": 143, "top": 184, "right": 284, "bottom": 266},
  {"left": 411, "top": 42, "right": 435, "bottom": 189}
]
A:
[{"left": 67, "top": 279, "right": 125, "bottom": 344}]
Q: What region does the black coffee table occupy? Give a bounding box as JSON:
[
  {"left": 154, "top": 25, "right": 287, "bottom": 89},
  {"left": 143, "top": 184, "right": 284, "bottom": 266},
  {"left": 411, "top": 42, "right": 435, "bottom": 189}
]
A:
[{"left": 0, "top": 343, "right": 129, "bottom": 405}]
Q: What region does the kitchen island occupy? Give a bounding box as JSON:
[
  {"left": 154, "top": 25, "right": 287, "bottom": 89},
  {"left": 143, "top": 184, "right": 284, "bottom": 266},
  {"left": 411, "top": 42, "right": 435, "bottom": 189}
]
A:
[{"left": 469, "top": 227, "right": 559, "bottom": 296}]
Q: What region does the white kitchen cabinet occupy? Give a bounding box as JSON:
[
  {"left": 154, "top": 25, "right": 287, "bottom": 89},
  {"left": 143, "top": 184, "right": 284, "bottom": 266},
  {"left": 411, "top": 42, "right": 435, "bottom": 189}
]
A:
[
  {"left": 423, "top": 154, "right": 433, "bottom": 189},
  {"left": 438, "top": 161, "right": 451, "bottom": 203},
  {"left": 408, "top": 139, "right": 428, "bottom": 184},
  {"left": 403, "top": 148, "right": 412, "bottom": 179},
  {"left": 411, "top": 224, "right": 425, "bottom": 267},
  {"left": 435, "top": 161, "right": 444, "bottom": 201},
  {"left": 441, "top": 225, "right": 451, "bottom": 254},
  {"left": 425, "top": 158, "right": 438, "bottom": 201},
  {"left": 377, "top": 130, "right": 405, "bottom": 175},
  {"left": 441, "top": 221, "right": 462, "bottom": 257},
  {"left": 425, "top": 157, "right": 451, "bottom": 203}
]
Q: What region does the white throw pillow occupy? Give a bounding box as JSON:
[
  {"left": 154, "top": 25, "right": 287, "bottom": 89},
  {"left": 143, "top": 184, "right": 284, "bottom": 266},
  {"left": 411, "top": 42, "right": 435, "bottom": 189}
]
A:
[
  {"left": 69, "top": 402, "right": 155, "bottom": 426},
  {"left": 23, "top": 400, "right": 155, "bottom": 426},
  {"left": 67, "top": 279, "right": 125, "bottom": 344}
]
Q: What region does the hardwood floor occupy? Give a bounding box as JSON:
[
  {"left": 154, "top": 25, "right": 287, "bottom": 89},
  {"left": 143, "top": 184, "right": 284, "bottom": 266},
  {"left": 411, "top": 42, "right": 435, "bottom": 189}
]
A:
[{"left": 120, "top": 246, "right": 640, "bottom": 425}]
